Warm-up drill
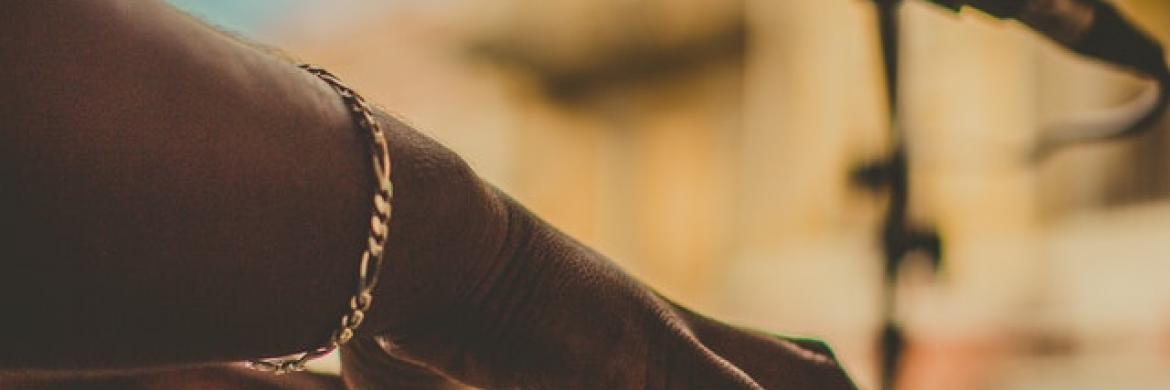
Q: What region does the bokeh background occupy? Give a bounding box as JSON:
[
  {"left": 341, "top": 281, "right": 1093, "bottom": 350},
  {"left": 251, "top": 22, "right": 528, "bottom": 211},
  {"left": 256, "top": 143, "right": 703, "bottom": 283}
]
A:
[{"left": 169, "top": 0, "right": 1170, "bottom": 388}]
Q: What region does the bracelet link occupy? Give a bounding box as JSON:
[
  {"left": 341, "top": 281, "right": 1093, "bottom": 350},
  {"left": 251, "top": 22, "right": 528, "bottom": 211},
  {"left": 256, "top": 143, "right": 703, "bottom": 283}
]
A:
[{"left": 246, "top": 64, "right": 393, "bottom": 374}]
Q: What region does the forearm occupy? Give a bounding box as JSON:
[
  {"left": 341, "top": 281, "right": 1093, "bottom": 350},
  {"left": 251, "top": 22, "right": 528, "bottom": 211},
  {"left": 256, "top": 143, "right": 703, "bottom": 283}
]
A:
[{"left": 0, "top": 0, "right": 492, "bottom": 369}]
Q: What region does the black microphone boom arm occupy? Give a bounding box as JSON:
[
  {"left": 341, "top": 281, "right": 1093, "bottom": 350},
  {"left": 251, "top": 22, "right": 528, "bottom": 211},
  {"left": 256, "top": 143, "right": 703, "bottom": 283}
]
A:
[{"left": 924, "top": 0, "right": 1170, "bottom": 155}]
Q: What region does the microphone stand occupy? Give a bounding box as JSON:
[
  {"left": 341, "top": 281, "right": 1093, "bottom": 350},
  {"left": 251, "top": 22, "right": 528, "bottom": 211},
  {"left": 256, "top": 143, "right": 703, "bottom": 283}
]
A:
[
  {"left": 872, "top": 2, "right": 906, "bottom": 389},
  {"left": 861, "top": 1, "right": 944, "bottom": 389},
  {"left": 872, "top": 1, "right": 908, "bottom": 388},
  {"left": 859, "top": 1, "right": 1168, "bottom": 388}
]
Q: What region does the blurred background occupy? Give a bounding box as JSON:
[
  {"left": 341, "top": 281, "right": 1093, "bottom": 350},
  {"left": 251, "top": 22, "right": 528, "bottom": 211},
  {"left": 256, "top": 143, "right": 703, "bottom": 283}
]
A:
[{"left": 170, "top": 0, "right": 1170, "bottom": 388}]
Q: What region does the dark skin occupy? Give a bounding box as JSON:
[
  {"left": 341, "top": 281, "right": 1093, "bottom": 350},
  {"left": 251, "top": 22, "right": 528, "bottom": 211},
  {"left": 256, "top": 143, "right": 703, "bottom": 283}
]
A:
[{"left": 0, "top": 0, "right": 856, "bottom": 388}]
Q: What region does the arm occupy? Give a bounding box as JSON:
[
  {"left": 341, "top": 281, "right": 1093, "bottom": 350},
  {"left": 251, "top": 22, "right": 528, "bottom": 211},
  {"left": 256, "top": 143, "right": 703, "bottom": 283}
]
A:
[
  {"left": 0, "top": 1, "right": 856, "bottom": 388},
  {"left": 0, "top": 0, "right": 494, "bottom": 368}
]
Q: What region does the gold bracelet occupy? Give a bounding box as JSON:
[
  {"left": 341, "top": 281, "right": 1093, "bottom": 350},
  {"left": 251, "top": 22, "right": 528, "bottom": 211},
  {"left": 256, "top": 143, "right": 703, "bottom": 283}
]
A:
[{"left": 246, "top": 64, "right": 394, "bottom": 374}]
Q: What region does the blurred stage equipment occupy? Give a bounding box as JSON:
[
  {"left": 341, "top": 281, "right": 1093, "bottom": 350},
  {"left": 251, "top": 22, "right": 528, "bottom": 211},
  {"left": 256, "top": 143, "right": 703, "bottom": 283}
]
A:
[{"left": 856, "top": 0, "right": 1170, "bottom": 388}]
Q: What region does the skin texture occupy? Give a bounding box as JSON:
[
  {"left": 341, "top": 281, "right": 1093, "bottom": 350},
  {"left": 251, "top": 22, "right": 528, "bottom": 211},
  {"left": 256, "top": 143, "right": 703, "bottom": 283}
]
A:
[
  {"left": 349, "top": 188, "right": 855, "bottom": 389},
  {"left": 0, "top": 366, "right": 345, "bottom": 390},
  {"left": 0, "top": 0, "right": 857, "bottom": 388}
]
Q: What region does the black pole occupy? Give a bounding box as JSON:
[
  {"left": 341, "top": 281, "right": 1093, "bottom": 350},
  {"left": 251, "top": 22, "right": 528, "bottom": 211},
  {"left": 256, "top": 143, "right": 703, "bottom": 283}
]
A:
[
  {"left": 871, "top": 1, "right": 943, "bottom": 388},
  {"left": 872, "top": 2, "right": 906, "bottom": 389},
  {"left": 839, "top": 1, "right": 931, "bottom": 388}
]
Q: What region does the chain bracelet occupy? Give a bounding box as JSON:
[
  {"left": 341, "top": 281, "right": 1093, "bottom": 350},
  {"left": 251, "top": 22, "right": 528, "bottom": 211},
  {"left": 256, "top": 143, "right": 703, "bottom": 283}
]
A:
[{"left": 245, "top": 64, "right": 394, "bottom": 374}]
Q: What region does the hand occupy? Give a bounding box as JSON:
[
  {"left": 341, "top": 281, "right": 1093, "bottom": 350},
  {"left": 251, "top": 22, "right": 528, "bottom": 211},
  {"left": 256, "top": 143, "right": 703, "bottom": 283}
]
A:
[{"left": 348, "top": 119, "right": 857, "bottom": 388}]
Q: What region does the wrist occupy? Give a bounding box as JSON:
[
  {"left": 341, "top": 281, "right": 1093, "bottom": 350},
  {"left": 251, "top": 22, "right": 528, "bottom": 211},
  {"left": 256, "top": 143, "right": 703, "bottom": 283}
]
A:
[{"left": 358, "top": 111, "right": 511, "bottom": 338}]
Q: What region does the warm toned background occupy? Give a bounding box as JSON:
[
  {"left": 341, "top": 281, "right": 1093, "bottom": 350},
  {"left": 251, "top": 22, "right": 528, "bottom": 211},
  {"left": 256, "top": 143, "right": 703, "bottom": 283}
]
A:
[{"left": 170, "top": 0, "right": 1170, "bottom": 388}]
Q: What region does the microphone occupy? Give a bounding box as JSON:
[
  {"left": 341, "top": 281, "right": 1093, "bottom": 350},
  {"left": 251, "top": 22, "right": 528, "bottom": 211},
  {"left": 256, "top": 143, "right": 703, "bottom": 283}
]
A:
[
  {"left": 926, "top": 0, "right": 1170, "bottom": 154},
  {"left": 927, "top": 0, "right": 1169, "bottom": 78}
]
